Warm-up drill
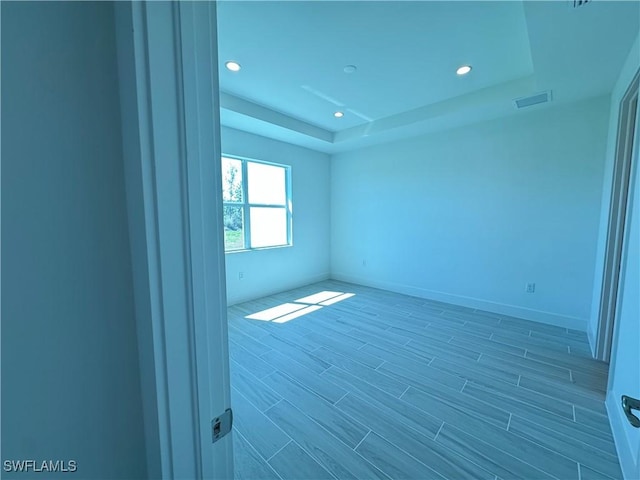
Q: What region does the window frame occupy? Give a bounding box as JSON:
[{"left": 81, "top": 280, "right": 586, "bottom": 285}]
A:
[{"left": 222, "top": 155, "right": 293, "bottom": 252}]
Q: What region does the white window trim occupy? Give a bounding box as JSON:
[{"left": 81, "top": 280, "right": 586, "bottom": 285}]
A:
[{"left": 222, "top": 155, "right": 293, "bottom": 252}]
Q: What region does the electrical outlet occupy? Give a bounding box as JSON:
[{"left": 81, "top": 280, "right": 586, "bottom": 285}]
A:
[
  {"left": 238, "top": 272, "right": 244, "bottom": 280},
  {"left": 525, "top": 282, "right": 535, "bottom": 293},
  {"left": 362, "top": 259, "right": 367, "bottom": 267}
]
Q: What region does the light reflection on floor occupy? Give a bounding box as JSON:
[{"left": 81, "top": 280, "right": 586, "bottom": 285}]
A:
[{"left": 245, "top": 290, "right": 356, "bottom": 324}]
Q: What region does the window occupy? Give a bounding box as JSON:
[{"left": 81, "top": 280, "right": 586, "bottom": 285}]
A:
[{"left": 222, "top": 156, "right": 292, "bottom": 251}]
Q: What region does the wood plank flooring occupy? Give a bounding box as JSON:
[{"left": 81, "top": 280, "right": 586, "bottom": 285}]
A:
[{"left": 228, "top": 280, "right": 622, "bottom": 480}]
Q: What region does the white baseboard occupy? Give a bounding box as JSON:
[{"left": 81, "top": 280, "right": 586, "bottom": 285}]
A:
[
  {"left": 331, "top": 272, "right": 587, "bottom": 331},
  {"left": 226, "top": 272, "right": 331, "bottom": 306},
  {"left": 606, "top": 392, "right": 639, "bottom": 480}
]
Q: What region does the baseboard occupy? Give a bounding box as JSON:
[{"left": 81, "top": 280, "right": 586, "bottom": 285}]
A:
[
  {"left": 226, "top": 272, "right": 331, "bottom": 306},
  {"left": 331, "top": 272, "right": 587, "bottom": 331},
  {"left": 606, "top": 392, "right": 638, "bottom": 480}
]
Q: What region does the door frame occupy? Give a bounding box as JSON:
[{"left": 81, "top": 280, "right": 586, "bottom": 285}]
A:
[
  {"left": 604, "top": 65, "right": 640, "bottom": 480},
  {"left": 595, "top": 69, "right": 639, "bottom": 363},
  {"left": 115, "top": 2, "right": 233, "bottom": 477}
]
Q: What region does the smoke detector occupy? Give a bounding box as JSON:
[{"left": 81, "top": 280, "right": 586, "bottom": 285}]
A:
[{"left": 513, "top": 91, "right": 552, "bottom": 109}]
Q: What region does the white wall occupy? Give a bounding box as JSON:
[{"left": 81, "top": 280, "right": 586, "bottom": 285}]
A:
[
  {"left": 1, "top": 3, "right": 147, "bottom": 478},
  {"left": 331, "top": 96, "right": 610, "bottom": 330},
  {"left": 597, "top": 34, "right": 640, "bottom": 480},
  {"left": 221, "top": 127, "right": 331, "bottom": 305}
]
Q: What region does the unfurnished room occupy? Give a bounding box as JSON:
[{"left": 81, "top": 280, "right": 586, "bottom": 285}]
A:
[{"left": 2, "top": 1, "right": 639, "bottom": 479}]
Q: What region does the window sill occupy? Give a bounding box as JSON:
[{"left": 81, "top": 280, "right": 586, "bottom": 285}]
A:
[{"left": 224, "top": 244, "right": 293, "bottom": 255}]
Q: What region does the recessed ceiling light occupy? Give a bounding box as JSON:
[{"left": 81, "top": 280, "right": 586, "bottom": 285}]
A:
[
  {"left": 456, "top": 65, "right": 472, "bottom": 75},
  {"left": 334, "top": 111, "right": 344, "bottom": 118},
  {"left": 343, "top": 65, "right": 357, "bottom": 74},
  {"left": 225, "top": 61, "right": 241, "bottom": 72}
]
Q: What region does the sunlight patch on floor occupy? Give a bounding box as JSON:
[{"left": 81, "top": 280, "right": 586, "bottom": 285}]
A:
[
  {"left": 294, "top": 291, "right": 345, "bottom": 304},
  {"left": 245, "top": 290, "right": 355, "bottom": 323},
  {"left": 319, "top": 292, "right": 356, "bottom": 306},
  {"left": 272, "top": 305, "right": 323, "bottom": 324},
  {"left": 245, "top": 303, "right": 308, "bottom": 321}
]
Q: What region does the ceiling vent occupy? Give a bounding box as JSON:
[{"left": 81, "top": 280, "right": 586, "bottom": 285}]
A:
[
  {"left": 514, "top": 91, "right": 552, "bottom": 109},
  {"left": 572, "top": 0, "right": 591, "bottom": 7}
]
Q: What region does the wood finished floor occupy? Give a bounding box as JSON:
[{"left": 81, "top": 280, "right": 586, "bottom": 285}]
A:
[{"left": 228, "top": 280, "right": 622, "bottom": 480}]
